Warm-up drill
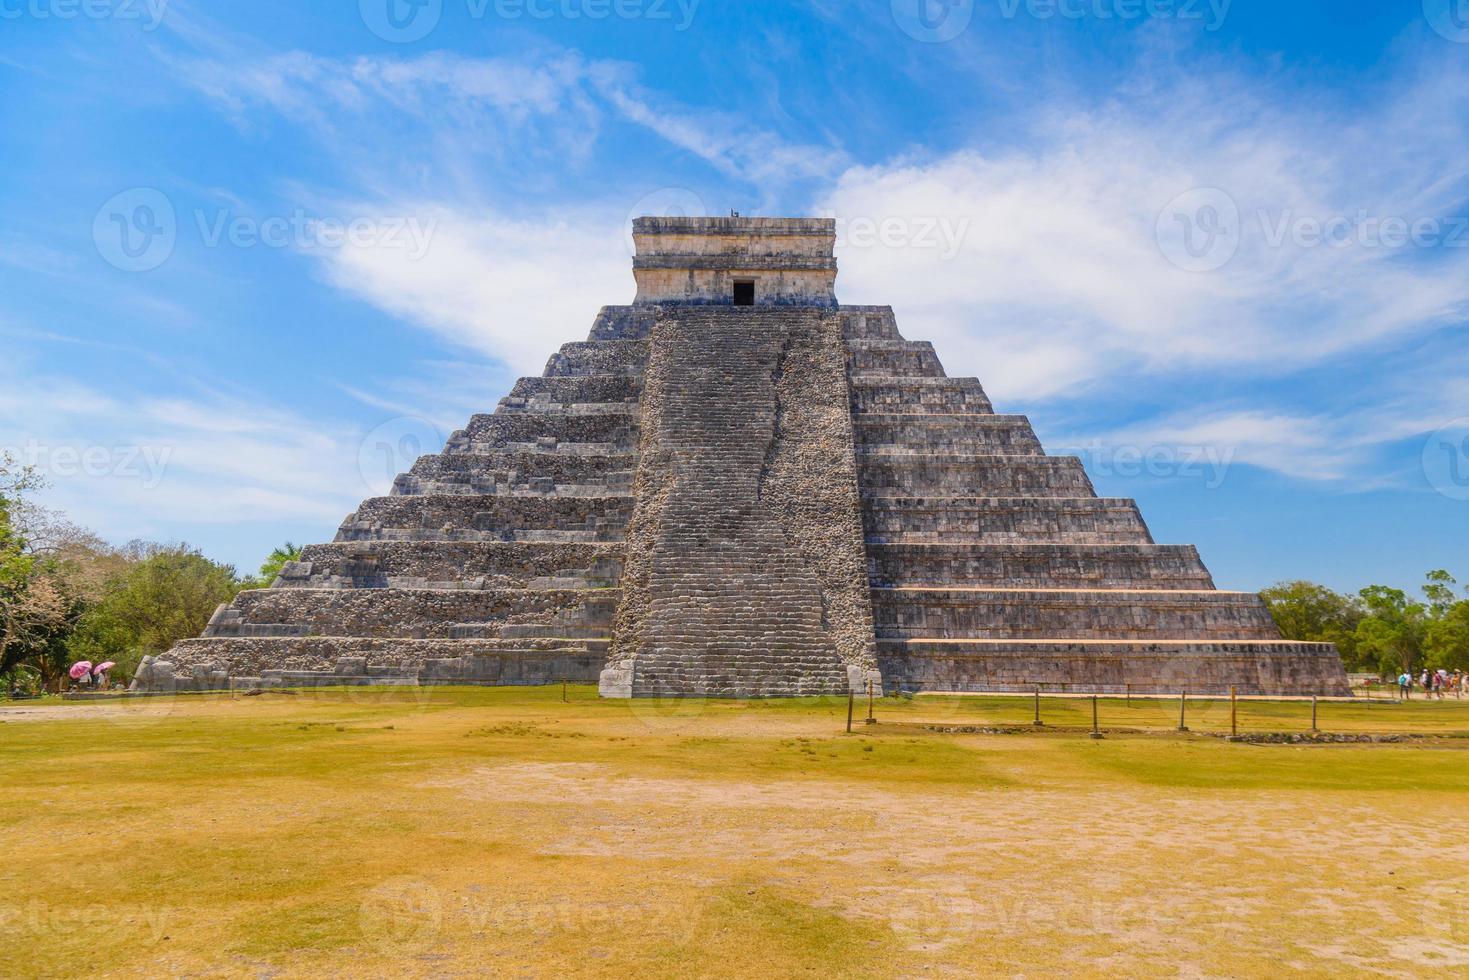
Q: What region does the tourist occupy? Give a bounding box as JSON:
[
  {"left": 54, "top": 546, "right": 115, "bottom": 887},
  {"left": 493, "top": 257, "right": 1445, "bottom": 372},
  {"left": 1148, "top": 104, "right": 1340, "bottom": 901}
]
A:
[{"left": 1398, "top": 670, "right": 1411, "bottom": 699}]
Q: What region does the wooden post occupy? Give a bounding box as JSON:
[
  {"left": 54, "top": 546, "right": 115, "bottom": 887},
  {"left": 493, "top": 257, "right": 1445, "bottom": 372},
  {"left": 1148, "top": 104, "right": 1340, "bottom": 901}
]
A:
[
  {"left": 1126, "top": 683, "right": 1131, "bottom": 704},
  {"left": 846, "top": 687, "right": 854, "bottom": 734},
  {"left": 1231, "top": 687, "right": 1238, "bottom": 737},
  {"left": 1311, "top": 695, "right": 1319, "bottom": 733},
  {"left": 1033, "top": 686, "right": 1043, "bottom": 727},
  {"left": 562, "top": 679, "right": 568, "bottom": 703},
  {"left": 1178, "top": 690, "right": 1189, "bottom": 732},
  {"left": 1090, "top": 694, "right": 1103, "bottom": 739}
]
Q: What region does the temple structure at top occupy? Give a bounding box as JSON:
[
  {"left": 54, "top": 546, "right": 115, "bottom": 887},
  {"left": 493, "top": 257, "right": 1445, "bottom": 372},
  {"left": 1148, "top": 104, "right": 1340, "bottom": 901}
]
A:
[
  {"left": 632, "top": 216, "right": 839, "bottom": 307},
  {"left": 133, "top": 216, "right": 1351, "bottom": 699}
]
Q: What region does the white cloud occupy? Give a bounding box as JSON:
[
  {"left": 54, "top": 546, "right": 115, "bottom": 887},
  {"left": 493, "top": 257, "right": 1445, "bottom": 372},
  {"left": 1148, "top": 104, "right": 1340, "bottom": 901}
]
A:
[
  {"left": 308, "top": 206, "right": 634, "bottom": 376},
  {"left": 0, "top": 365, "right": 367, "bottom": 544},
  {"left": 819, "top": 49, "right": 1469, "bottom": 404}
]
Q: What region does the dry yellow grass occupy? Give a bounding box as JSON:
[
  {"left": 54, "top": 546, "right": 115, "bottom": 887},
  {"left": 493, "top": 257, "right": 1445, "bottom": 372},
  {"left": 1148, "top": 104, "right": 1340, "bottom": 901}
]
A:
[{"left": 2, "top": 688, "right": 1467, "bottom": 978}]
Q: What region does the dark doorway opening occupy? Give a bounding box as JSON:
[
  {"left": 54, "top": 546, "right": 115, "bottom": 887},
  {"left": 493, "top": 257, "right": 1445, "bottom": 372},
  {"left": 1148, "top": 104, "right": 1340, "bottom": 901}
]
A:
[{"left": 733, "top": 280, "right": 755, "bottom": 306}]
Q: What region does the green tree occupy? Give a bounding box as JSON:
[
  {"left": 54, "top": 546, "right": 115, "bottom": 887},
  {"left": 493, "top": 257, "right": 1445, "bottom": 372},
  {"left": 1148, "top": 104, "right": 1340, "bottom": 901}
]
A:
[
  {"left": 73, "top": 544, "right": 243, "bottom": 676},
  {"left": 0, "top": 454, "right": 69, "bottom": 686},
  {"left": 245, "top": 541, "right": 303, "bottom": 590},
  {"left": 1352, "top": 586, "right": 1426, "bottom": 677},
  {"left": 1259, "top": 580, "right": 1363, "bottom": 664},
  {"left": 1423, "top": 604, "right": 1469, "bottom": 672}
]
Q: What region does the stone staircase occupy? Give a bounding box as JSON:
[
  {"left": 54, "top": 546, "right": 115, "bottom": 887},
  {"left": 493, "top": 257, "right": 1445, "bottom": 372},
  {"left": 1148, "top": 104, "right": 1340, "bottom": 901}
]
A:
[
  {"left": 606, "top": 307, "right": 869, "bottom": 698},
  {"left": 841, "top": 305, "right": 1348, "bottom": 695}
]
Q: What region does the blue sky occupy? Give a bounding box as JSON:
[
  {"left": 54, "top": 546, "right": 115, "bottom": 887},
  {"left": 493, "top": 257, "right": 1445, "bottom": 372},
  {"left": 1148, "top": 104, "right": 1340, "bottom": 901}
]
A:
[{"left": 2, "top": 0, "right": 1467, "bottom": 594}]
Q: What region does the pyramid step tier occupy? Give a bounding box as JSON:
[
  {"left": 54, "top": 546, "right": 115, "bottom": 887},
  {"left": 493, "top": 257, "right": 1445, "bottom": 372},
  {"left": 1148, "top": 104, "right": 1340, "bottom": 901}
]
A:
[
  {"left": 339, "top": 493, "right": 633, "bottom": 543},
  {"left": 867, "top": 543, "right": 1212, "bottom": 589},
  {"left": 543, "top": 338, "right": 651, "bottom": 377},
  {"left": 877, "top": 639, "right": 1352, "bottom": 696},
  {"left": 862, "top": 496, "right": 1154, "bottom": 544},
  {"left": 460, "top": 412, "right": 639, "bottom": 447},
  {"left": 204, "top": 587, "right": 619, "bottom": 640},
  {"left": 507, "top": 375, "right": 644, "bottom": 404},
  {"left": 148, "top": 637, "right": 608, "bottom": 691},
  {"left": 851, "top": 377, "right": 994, "bottom": 415},
  {"left": 859, "top": 455, "right": 1095, "bottom": 497},
  {"left": 848, "top": 344, "right": 946, "bottom": 378},
  {"left": 855, "top": 415, "right": 1044, "bottom": 455},
  {"left": 284, "top": 541, "right": 623, "bottom": 590},
  {"left": 872, "top": 588, "right": 1280, "bottom": 641}
]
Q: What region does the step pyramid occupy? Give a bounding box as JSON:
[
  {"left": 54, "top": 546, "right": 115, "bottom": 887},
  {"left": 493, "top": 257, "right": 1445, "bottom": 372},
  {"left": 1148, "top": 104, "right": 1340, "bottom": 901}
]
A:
[{"left": 134, "top": 217, "right": 1350, "bottom": 698}]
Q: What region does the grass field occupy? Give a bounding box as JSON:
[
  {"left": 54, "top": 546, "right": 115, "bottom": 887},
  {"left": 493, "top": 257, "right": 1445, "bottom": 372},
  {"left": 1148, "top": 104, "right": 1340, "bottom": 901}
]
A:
[{"left": 2, "top": 688, "right": 1468, "bottom": 978}]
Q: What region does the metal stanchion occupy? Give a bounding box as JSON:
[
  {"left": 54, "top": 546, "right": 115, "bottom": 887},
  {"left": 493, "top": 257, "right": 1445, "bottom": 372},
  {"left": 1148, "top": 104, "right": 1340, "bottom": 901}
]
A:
[
  {"left": 1178, "top": 690, "right": 1189, "bottom": 733},
  {"left": 1311, "top": 695, "right": 1319, "bottom": 733},
  {"left": 846, "top": 687, "right": 854, "bottom": 734},
  {"left": 1033, "top": 686, "right": 1044, "bottom": 727},
  {"left": 1090, "top": 694, "right": 1104, "bottom": 740},
  {"left": 866, "top": 679, "right": 876, "bottom": 725},
  {"left": 1231, "top": 687, "right": 1238, "bottom": 737}
]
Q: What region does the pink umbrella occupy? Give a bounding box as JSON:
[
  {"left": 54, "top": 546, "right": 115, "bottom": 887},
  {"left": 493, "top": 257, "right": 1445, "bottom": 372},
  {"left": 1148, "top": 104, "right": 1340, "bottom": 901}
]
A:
[
  {"left": 69, "top": 661, "right": 94, "bottom": 681},
  {"left": 95, "top": 662, "right": 117, "bottom": 674}
]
